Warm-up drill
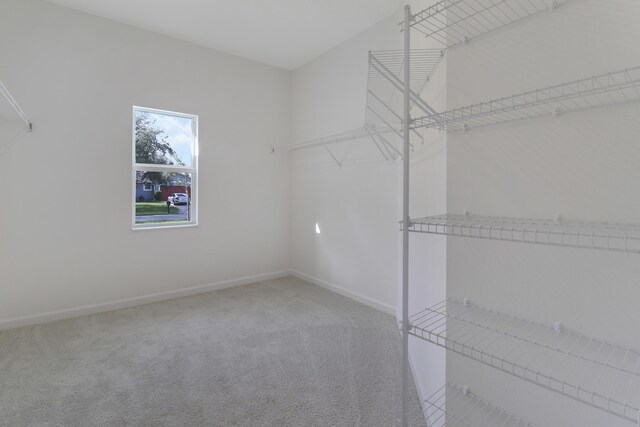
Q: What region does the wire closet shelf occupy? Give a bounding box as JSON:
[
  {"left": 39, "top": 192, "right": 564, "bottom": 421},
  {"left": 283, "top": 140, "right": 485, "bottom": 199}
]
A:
[
  {"left": 270, "top": 49, "right": 443, "bottom": 161},
  {"left": 411, "top": 66, "right": 640, "bottom": 131},
  {"left": 366, "top": 49, "right": 442, "bottom": 159},
  {"left": 409, "top": 299, "right": 640, "bottom": 423},
  {"left": 404, "top": 213, "right": 640, "bottom": 254},
  {"left": 409, "top": 0, "right": 567, "bottom": 49},
  {"left": 368, "top": 49, "right": 443, "bottom": 113},
  {"left": 271, "top": 48, "right": 445, "bottom": 162},
  {"left": 420, "top": 382, "right": 536, "bottom": 426}
]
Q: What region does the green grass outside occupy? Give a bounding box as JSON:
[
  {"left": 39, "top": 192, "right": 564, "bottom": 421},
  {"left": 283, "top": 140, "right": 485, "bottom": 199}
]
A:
[
  {"left": 135, "top": 202, "right": 180, "bottom": 216},
  {"left": 135, "top": 219, "right": 187, "bottom": 224}
]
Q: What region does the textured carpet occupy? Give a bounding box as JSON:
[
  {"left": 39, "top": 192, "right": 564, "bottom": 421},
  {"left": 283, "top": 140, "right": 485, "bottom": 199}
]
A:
[{"left": 0, "top": 276, "right": 426, "bottom": 426}]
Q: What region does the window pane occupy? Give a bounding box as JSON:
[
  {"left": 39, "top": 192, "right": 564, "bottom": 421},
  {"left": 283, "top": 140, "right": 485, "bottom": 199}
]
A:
[
  {"left": 135, "top": 170, "right": 193, "bottom": 225},
  {"left": 134, "top": 109, "right": 193, "bottom": 167}
]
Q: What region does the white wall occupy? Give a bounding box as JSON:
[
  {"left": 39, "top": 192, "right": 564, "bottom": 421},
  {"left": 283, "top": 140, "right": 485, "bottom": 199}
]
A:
[
  {"left": 289, "top": 12, "right": 404, "bottom": 313},
  {"left": 289, "top": 1, "right": 448, "bottom": 404},
  {"left": 0, "top": 0, "right": 291, "bottom": 327},
  {"left": 445, "top": 1, "right": 640, "bottom": 425},
  {"left": 408, "top": 40, "right": 448, "bottom": 406}
]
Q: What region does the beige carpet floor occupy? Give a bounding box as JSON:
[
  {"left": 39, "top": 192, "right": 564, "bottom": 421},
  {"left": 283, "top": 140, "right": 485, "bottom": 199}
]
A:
[{"left": 0, "top": 276, "right": 425, "bottom": 426}]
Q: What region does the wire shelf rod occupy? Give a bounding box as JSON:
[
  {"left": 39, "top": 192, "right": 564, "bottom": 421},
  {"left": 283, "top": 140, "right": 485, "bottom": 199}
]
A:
[
  {"left": 420, "top": 382, "right": 536, "bottom": 426},
  {"left": 411, "top": 66, "right": 640, "bottom": 131},
  {"left": 405, "top": 213, "right": 640, "bottom": 254},
  {"left": 271, "top": 124, "right": 400, "bottom": 157},
  {"left": 409, "top": 299, "right": 640, "bottom": 423},
  {"left": 271, "top": 127, "right": 370, "bottom": 152}
]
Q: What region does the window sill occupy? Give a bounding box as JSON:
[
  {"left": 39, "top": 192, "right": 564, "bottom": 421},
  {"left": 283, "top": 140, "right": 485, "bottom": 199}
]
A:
[{"left": 132, "top": 223, "right": 198, "bottom": 231}]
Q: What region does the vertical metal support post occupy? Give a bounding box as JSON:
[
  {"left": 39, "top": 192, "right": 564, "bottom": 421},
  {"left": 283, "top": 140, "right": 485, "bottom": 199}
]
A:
[{"left": 401, "top": 5, "right": 411, "bottom": 427}]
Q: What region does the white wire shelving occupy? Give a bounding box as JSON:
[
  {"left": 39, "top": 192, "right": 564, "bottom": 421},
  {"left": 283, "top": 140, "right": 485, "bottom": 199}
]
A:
[
  {"left": 366, "top": 49, "right": 441, "bottom": 157},
  {"left": 367, "top": 49, "right": 442, "bottom": 117},
  {"left": 369, "top": 50, "right": 443, "bottom": 95},
  {"left": 270, "top": 124, "right": 401, "bottom": 166},
  {"left": 409, "top": 299, "right": 640, "bottom": 424},
  {"left": 396, "top": 1, "right": 639, "bottom": 427},
  {"left": 270, "top": 49, "right": 440, "bottom": 164},
  {"left": 405, "top": 213, "right": 640, "bottom": 254},
  {"left": 409, "top": 0, "right": 568, "bottom": 49},
  {"left": 273, "top": 0, "right": 570, "bottom": 162},
  {"left": 271, "top": 48, "right": 444, "bottom": 164},
  {"left": 411, "top": 66, "right": 640, "bottom": 131},
  {"left": 420, "top": 382, "right": 536, "bottom": 426}
]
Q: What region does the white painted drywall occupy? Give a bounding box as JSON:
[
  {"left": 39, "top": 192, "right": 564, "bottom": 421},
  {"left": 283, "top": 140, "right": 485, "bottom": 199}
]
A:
[
  {"left": 0, "top": 0, "right": 291, "bottom": 325},
  {"left": 445, "top": 1, "right": 640, "bottom": 425},
  {"left": 290, "top": 11, "right": 404, "bottom": 313},
  {"left": 289, "top": 0, "right": 448, "bottom": 405},
  {"left": 408, "top": 38, "right": 448, "bottom": 407}
]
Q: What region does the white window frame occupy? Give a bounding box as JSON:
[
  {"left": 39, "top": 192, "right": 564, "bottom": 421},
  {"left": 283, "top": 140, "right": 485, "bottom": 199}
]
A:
[
  {"left": 132, "top": 106, "right": 198, "bottom": 230},
  {"left": 143, "top": 183, "right": 153, "bottom": 191}
]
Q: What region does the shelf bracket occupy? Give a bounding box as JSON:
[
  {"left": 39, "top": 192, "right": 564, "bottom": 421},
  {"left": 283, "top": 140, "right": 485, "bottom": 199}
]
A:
[
  {"left": 323, "top": 145, "right": 342, "bottom": 168},
  {"left": 0, "top": 80, "right": 32, "bottom": 131},
  {"left": 365, "top": 125, "right": 399, "bottom": 161},
  {"left": 378, "top": 131, "right": 402, "bottom": 159},
  {"left": 366, "top": 129, "right": 390, "bottom": 161}
]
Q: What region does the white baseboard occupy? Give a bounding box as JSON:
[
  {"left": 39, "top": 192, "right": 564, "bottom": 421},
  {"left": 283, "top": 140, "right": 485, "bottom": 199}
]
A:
[
  {"left": 290, "top": 270, "right": 396, "bottom": 315},
  {"left": 0, "top": 270, "right": 290, "bottom": 331},
  {"left": 1, "top": 270, "right": 396, "bottom": 330}
]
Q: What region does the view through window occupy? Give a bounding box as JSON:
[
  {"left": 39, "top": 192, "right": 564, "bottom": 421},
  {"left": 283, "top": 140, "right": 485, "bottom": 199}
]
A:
[{"left": 133, "top": 107, "right": 197, "bottom": 228}]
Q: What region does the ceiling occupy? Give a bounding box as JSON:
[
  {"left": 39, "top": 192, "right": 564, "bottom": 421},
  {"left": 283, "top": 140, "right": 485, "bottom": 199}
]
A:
[{"left": 44, "top": 0, "right": 403, "bottom": 70}]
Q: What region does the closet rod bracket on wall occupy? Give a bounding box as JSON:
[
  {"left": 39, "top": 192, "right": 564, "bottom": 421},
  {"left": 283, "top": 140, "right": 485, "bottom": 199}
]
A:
[{"left": 0, "top": 80, "right": 33, "bottom": 132}]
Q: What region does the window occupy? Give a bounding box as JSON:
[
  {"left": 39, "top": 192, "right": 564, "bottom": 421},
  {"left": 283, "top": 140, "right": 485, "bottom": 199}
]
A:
[{"left": 132, "top": 106, "right": 198, "bottom": 228}]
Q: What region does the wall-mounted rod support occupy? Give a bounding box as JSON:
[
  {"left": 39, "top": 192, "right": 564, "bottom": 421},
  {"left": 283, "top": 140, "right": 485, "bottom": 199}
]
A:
[
  {"left": 323, "top": 145, "right": 342, "bottom": 168},
  {"left": 0, "top": 80, "right": 32, "bottom": 131}
]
